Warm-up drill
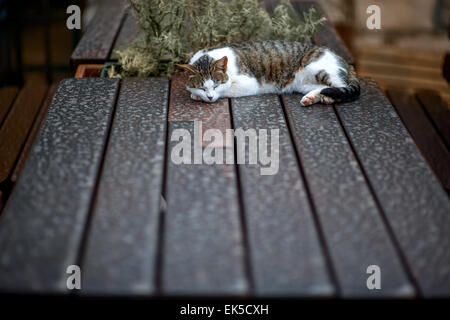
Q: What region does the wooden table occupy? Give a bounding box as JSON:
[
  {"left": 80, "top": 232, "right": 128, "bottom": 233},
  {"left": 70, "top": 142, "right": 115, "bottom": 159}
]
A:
[{"left": 0, "top": 0, "right": 449, "bottom": 298}]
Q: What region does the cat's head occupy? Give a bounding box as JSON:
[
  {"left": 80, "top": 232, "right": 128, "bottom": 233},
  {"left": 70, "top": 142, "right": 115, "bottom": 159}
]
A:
[{"left": 178, "top": 55, "right": 229, "bottom": 103}]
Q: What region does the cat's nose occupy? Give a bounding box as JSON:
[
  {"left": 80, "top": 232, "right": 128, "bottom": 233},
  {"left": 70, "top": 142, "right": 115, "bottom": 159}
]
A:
[{"left": 207, "top": 95, "right": 213, "bottom": 101}]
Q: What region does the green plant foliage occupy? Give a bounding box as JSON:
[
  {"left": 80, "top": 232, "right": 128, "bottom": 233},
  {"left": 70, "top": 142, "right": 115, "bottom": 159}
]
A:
[{"left": 113, "top": 0, "right": 326, "bottom": 77}]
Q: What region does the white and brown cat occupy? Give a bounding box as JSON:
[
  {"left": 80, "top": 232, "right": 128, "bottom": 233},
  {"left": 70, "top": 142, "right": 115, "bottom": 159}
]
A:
[{"left": 178, "top": 40, "right": 359, "bottom": 106}]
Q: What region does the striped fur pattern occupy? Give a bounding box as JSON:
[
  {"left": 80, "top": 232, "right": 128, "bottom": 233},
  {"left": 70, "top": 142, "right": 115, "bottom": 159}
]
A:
[{"left": 179, "top": 40, "right": 360, "bottom": 106}]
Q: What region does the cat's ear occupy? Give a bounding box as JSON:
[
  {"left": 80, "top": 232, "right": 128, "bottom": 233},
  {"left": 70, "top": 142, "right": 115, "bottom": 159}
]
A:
[
  {"left": 214, "top": 56, "right": 228, "bottom": 73},
  {"left": 177, "top": 64, "right": 197, "bottom": 75}
]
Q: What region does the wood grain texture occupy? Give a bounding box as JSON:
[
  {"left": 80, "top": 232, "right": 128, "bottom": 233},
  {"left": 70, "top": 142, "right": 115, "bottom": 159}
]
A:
[
  {"left": 81, "top": 78, "right": 169, "bottom": 295},
  {"left": 387, "top": 89, "right": 450, "bottom": 190},
  {"left": 75, "top": 64, "right": 104, "bottom": 78},
  {"left": 110, "top": 13, "right": 141, "bottom": 60},
  {"left": 231, "top": 94, "right": 333, "bottom": 296},
  {"left": 70, "top": 0, "right": 126, "bottom": 69},
  {"left": 0, "top": 78, "right": 119, "bottom": 293},
  {"left": 163, "top": 80, "right": 248, "bottom": 296},
  {"left": 336, "top": 78, "right": 450, "bottom": 297},
  {"left": 11, "top": 83, "right": 59, "bottom": 183},
  {"left": 415, "top": 89, "right": 450, "bottom": 149},
  {"left": 0, "top": 86, "right": 19, "bottom": 128},
  {"left": 282, "top": 94, "right": 414, "bottom": 297},
  {"left": 0, "top": 80, "right": 47, "bottom": 183}
]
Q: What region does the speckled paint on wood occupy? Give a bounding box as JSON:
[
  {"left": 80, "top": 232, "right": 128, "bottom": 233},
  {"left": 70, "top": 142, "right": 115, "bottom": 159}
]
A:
[
  {"left": 0, "top": 78, "right": 119, "bottom": 293},
  {"left": 283, "top": 94, "right": 414, "bottom": 297},
  {"left": 81, "top": 78, "right": 169, "bottom": 295},
  {"left": 163, "top": 95, "right": 247, "bottom": 295},
  {"left": 70, "top": 0, "right": 126, "bottom": 68},
  {"left": 336, "top": 77, "right": 450, "bottom": 297},
  {"left": 231, "top": 94, "right": 334, "bottom": 297},
  {"left": 169, "top": 75, "right": 232, "bottom": 148}
]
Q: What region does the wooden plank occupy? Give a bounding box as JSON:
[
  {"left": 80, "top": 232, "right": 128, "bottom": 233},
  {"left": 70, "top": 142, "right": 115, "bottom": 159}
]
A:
[
  {"left": 75, "top": 64, "right": 104, "bottom": 78},
  {"left": 336, "top": 77, "right": 450, "bottom": 297},
  {"left": 163, "top": 77, "right": 248, "bottom": 295},
  {"left": 357, "top": 62, "right": 442, "bottom": 81},
  {"left": 0, "top": 78, "right": 119, "bottom": 293},
  {"left": 357, "top": 46, "right": 445, "bottom": 66},
  {"left": 358, "top": 72, "right": 450, "bottom": 92},
  {"left": 70, "top": 0, "right": 126, "bottom": 70},
  {"left": 357, "top": 51, "right": 443, "bottom": 70},
  {"left": 230, "top": 94, "right": 333, "bottom": 296},
  {"left": 81, "top": 78, "right": 169, "bottom": 295},
  {"left": 0, "top": 80, "right": 47, "bottom": 184},
  {"left": 0, "top": 86, "right": 19, "bottom": 128},
  {"left": 282, "top": 95, "right": 414, "bottom": 297},
  {"left": 415, "top": 89, "right": 450, "bottom": 149},
  {"left": 11, "top": 83, "right": 58, "bottom": 183},
  {"left": 110, "top": 13, "right": 141, "bottom": 60},
  {"left": 169, "top": 75, "right": 232, "bottom": 147},
  {"left": 357, "top": 58, "right": 442, "bottom": 72},
  {"left": 387, "top": 89, "right": 450, "bottom": 190}
]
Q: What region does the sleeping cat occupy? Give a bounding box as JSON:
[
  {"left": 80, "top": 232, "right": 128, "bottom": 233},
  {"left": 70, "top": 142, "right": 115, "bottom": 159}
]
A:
[{"left": 178, "top": 40, "right": 359, "bottom": 106}]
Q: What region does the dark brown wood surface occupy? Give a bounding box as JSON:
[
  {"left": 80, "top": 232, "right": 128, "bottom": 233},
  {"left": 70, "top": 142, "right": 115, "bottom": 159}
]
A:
[
  {"left": 11, "top": 83, "right": 59, "bottom": 183},
  {"left": 70, "top": 0, "right": 127, "bottom": 70},
  {"left": 81, "top": 78, "right": 169, "bottom": 295},
  {"left": 0, "top": 86, "right": 19, "bottom": 127},
  {"left": 415, "top": 89, "right": 450, "bottom": 149},
  {"left": 0, "top": 75, "right": 448, "bottom": 297},
  {"left": 283, "top": 95, "right": 413, "bottom": 297},
  {"left": 231, "top": 94, "right": 333, "bottom": 296},
  {"left": 337, "top": 78, "right": 450, "bottom": 297},
  {"left": 387, "top": 89, "right": 450, "bottom": 190},
  {"left": 162, "top": 76, "right": 248, "bottom": 296},
  {"left": 0, "top": 79, "right": 119, "bottom": 293},
  {"left": 0, "top": 80, "right": 47, "bottom": 184}
]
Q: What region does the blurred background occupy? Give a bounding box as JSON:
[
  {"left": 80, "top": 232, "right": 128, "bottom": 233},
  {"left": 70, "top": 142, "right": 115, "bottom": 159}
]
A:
[{"left": 0, "top": 0, "right": 449, "bottom": 101}]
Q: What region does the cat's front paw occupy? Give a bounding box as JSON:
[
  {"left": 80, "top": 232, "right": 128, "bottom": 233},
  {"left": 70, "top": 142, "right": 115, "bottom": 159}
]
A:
[
  {"left": 300, "top": 94, "right": 320, "bottom": 106},
  {"left": 190, "top": 93, "right": 202, "bottom": 101}
]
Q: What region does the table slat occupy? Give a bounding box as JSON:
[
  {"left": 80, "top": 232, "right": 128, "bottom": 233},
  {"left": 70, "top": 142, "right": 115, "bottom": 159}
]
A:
[
  {"left": 231, "top": 94, "right": 334, "bottom": 296},
  {"left": 81, "top": 78, "right": 169, "bottom": 295},
  {"left": 336, "top": 77, "right": 450, "bottom": 297},
  {"left": 0, "top": 80, "right": 47, "bottom": 183},
  {"left": 0, "top": 78, "right": 119, "bottom": 293},
  {"left": 70, "top": 0, "right": 126, "bottom": 69},
  {"left": 0, "top": 86, "right": 19, "bottom": 128},
  {"left": 162, "top": 79, "right": 248, "bottom": 296},
  {"left": 387, "top": 89, "right": 450, "bottom": 190},
  {"left": 110, "top": 13, "right": 141, "bottom": 60},
  {"left": 415, "top": 89, "right": 450, "bottom": 149},
  {"left": 283, "top": 95, "right": 414, "bottom": 297}
]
